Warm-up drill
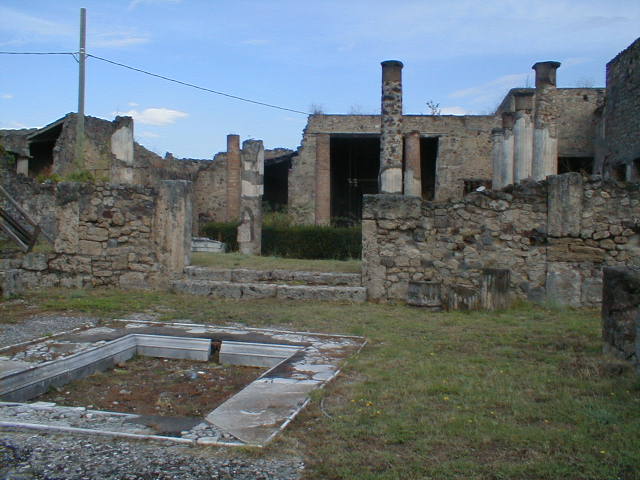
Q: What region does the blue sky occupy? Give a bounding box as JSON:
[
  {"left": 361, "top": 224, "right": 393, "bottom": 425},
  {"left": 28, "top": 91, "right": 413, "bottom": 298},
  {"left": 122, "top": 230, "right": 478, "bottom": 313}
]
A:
[{"left": 1, "top": 0, "right": 639, "bottom": 158}]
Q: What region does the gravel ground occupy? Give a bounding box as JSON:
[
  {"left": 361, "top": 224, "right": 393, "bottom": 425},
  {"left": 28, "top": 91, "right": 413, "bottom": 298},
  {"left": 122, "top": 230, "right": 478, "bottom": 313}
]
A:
[
  {"left": 0, "top": 314, "right": 98, "bottom": 349},
  {"left": 0, "top": 314, "right": 304, "bottom": 479},
  {"left": 0, "top": 431, "right": 304, "bottom": 480}
]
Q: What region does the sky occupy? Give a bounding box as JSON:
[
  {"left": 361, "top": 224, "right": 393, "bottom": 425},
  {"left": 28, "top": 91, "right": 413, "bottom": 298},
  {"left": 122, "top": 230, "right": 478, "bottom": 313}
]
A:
[{"left": 1, "top": 0, "right": 639, "bottom": 159}]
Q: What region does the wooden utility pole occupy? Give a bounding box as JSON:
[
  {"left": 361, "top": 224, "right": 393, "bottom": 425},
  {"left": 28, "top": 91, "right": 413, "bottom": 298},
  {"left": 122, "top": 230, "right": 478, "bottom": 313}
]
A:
[{"left": 75, "top": 7, "right": 87, "bottom": 167}]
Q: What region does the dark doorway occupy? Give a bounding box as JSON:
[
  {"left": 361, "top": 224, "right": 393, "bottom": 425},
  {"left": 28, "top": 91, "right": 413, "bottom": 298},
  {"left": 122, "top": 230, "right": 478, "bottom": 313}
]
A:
[
  {"left": 264, "top": 154, "right": 293, "bottom": 212},
  {"left": 330, "top": 136, "right": 380, "bottom": 225},
  {"left": 558, "top": 157, "right": 593, "bottom": 175},
  {"left": 27, "top": 122, "right": 63, "bottom": 178},
  {"left": 420, "top": 137, "right": 438, "bottom": 200}
]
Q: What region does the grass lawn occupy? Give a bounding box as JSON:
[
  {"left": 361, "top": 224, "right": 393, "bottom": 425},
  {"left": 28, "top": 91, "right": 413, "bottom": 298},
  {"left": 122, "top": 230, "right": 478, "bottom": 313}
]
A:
[
  {"left": 190, "top": 252, "right": 362, "bottom": 273},
  {"left": 1, "top": 289, "right": 638, "bottom": 479}
]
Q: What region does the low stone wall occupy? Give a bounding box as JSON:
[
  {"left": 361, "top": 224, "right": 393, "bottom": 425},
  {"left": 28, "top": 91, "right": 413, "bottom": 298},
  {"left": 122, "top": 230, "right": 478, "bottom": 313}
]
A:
[
  {"left": 363, "top": 173, "right": 640, "bottom": 307},
  {"left": 1, "top": 180, "right": 192, "bottom": 291}
]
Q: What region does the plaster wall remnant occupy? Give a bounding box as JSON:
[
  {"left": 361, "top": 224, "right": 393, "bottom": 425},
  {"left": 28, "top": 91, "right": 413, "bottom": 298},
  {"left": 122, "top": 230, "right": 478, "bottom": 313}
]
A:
[
  {"left": 379, "top": 60, "right": 404, "bottom": 194},
  {"left": 237, "top": 140, "right": 264, "bottom": 255},
  {"left": 226, "top": 134, "right": 241, "bottom": 222},
  {"left": 532, "top": 61, "right": 561, "bottom": 180},
  {"left": 513, "top": 91, "right": 534, "bottom": 182},
  {"left": 403, "top": 131, "right": 421, "bottom": 197},
  {"left": 110, "top": 116, "right": 134, "bottom": 184},
  {"left": 314, "top": 133, "right": 331, "bottom": 225}
]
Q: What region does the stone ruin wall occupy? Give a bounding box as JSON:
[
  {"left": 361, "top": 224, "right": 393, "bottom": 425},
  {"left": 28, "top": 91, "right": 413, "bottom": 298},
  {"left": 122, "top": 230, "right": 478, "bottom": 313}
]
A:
[
  {"left": 363, "top": 173, "right": 640, "bottom": 308},
  {"left": 605, "top": 37, "right": 640, "bottom": 173},
  {"left": 553, "top": 88, "right": 605, "bottom": 158},
  {"left": 290, "top": 114, "right": 498, "bottom": 224},
  {"left": 1, "top": 180, "right": 192, "bottom": 294}
]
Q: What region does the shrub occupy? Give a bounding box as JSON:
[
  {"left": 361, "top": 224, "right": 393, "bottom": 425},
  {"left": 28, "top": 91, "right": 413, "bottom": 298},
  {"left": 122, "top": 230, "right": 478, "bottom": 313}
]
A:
[
  {"left": 200, "top": 222, "right": 362, "bottom": 260},
  {"left": 200, "top": 222, "right": 239, "bottom": 251}
]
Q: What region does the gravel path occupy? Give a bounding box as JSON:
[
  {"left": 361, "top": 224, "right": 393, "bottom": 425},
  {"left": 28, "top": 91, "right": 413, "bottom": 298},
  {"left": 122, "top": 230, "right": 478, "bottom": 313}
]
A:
[{"left": 0, "top": 314, "right": 305, "bottom": 479}]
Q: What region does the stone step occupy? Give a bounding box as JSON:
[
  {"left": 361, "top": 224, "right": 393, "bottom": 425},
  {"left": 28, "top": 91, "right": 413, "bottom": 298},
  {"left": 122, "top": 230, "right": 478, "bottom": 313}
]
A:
[
  {"left": 184, "top": 266, "right": 362, "bottom": 287},
  {"left": 170, "top": 279, "right": 367, "bottom": 303}
]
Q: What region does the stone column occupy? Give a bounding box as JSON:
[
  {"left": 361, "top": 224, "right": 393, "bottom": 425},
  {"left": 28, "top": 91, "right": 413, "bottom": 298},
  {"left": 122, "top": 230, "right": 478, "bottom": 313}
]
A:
[
  {"left": 237, "top": 139, "right": 263, "bottom": 255},
  {"left": 315, "top": 133, "right": 331, "bottom": 225},
  {"left": 226, "top": 134, "right": 241, "bottom": 222},
  {"left": 513, "top": 91, "right": 534, "bottom": 182},
  {"left": 491, "top": 128, "right": 504, "bottom": 189},
  {"left": 502, "top": 112, "right": 515, "bottom": 187},
  {"left": 532, "top": 61, "right": 561, "bottom": 181},
  {"left": 403, "top": 131, "right": 421, "bottom": 196},
  {"left": 379, "top": 60, "right": 404, "bottom": 194}
]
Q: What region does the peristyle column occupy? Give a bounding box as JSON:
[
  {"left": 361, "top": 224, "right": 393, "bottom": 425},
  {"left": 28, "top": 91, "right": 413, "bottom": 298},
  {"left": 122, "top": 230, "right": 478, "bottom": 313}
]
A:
[
  {"left": 379, "top": 60, "right": 404, "bottom": 194},
  {"left": 491, "top": 128, "right": 505, "bottom": 190},
  {"left": 403, "top": 130, "right": 421, "bottom": 196},
  {"left": 501, "top": 112, "right": 515, "bottom": 187},
  {"left": 513, "top": 91, "right": 534, "bottom": 182},
  {"left": 315, "top": 133, "right": 331, "bottom": 225},
  {"left": 226, "top": 134, "right": 241, "bottom": 222},
  {"left": 532, "top": 61, "right": 561, "bottom": 180}
]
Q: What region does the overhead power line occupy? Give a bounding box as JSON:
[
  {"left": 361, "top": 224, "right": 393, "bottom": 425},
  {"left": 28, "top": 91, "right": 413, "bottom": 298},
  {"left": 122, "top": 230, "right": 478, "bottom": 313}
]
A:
[
  {"left": 1, "top": 50, "right": 312, "bottom": 116},
  {"left": 86, "top": 54, "right": 311, "bottom": 115}
]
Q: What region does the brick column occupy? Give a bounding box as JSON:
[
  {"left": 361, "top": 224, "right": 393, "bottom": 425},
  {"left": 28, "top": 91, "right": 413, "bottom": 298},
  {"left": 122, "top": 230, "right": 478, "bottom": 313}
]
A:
[
  {"left": 491, "top": 128, "right": 504, "bottom": 189},
  {"left": 315, "top": 133, "right": 331, "bottom": 225},
  {"left": 513, "top": 91, "right": 534, "bottom": 182},
  {"left": 226, "top": 134, "right": 241, "bottom": 222},
  {"left": 403, "top": 131, "right": 421, "bottom": 197},
  {"left": 501, "top": 112, "right": 515, "bottom": 187},
  {"left": 532, "top": 61, "right": 561, "bottom": 180},
  {"left": 237, "top": 140, "right": 263, "bottom": 255},
  {"left": 379, "top": 60, "right": 404, "bottom": 194}
]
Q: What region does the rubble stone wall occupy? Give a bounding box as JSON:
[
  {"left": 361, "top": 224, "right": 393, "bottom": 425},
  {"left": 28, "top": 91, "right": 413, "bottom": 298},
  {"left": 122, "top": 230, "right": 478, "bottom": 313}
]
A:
[
  {"left": 605, "top": 37, "right": 640, "bottom": 172},
  {"left": 1, "top": 181, "right": 193, "bottom": 291},
  {"left": 363, "top": 173, "right": 640, "bottom": 307}
]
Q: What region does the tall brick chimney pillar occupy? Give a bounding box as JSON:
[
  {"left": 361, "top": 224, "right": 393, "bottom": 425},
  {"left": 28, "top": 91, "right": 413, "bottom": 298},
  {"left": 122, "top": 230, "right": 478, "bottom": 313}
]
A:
[
  {"left": 379, "top": 60, "right": 404, "bottom": 194},
  {"left": 532, "top": 61, "right": 561, "bottom": 180}
]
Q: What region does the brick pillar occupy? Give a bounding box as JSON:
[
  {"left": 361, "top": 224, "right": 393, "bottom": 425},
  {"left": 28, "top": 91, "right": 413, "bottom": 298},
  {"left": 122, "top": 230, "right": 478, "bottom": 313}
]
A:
[
  {"left": 237, "top": 139, "right": 263, "bottom": 255},
  {"left": 532, "top": 61, "right": 561, "bottom": 181},
  {"left": 513, "top": 91, "right": 534, "bottom": 182},
  {"left": 379, "top": 60, "right": 404, "bottom": 194},
  {"left": 226, "top": 134, "right": 241, "bottom": 222},
  {"left": 315, "top": 133, "right": 331, "bottom": 225},
  {"left": 154, "top": 180, "right": 193, "bottom": 276},
  {"left": 403, "top": 131, "right": 421, "bottom": 197},
  {"left": 502, "top": 112, "right": 515, "bottom": 187},
  {"left": 491, "top": 128, "right": 504, "bottom": 189}
]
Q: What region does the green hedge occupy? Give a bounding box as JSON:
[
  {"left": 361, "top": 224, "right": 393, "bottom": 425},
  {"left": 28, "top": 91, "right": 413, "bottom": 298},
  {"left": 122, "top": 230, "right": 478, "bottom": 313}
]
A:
[{"left": 201, "top": 222, "right": 361, "bottom": 260}]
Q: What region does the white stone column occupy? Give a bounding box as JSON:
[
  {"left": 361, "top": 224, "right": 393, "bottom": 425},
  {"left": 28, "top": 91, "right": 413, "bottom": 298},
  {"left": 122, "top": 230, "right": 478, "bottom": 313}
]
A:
[
  {"left": 491, "top": 128, "right": 505, "bottom": 189},
  {"left": 513, "top": 91, "right": 534, "bottom": 182},
  {"left": 502, "top": 112, "right": 515, "bottom": 187},
  {"left": 379, "top": 60, "right": 404, "bottom": 194},
  {"left": 532, "top": 61, "right": 561, "bottom": 181}
]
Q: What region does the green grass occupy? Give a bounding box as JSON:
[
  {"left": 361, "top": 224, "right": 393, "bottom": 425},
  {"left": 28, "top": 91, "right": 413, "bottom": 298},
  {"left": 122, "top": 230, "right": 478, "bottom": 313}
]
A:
[
  {"left": 3, "top": 289, "right": 639, "bottom": 479},
  {"left": 190, "top": 252, "right": 362, "bottom": 273}
]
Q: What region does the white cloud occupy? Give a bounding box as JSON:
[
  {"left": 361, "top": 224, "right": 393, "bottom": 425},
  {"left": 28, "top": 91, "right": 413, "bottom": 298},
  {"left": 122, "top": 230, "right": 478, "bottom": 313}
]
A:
[
  {"left": 137, "top": 131, "right": 160, "bottom": 138},
  {"left": 0, "top": 6, "right": 73, "bottom": 38},
  {"left": 117, "top": 107, "right": 188, "bottom": 126},
  {"left": 128, "top": 102, "right": 139, "bottom": 107},
  {"left": 241, "top": 39, "right": 269, "bottom": 46},
  {"left": 0, "top": 121, "right": 29, "bottom": 129},
  {"left": 440, "top": 106, "right": 473, "bottom": 115},
  {"left": 91, "top": 32, "right": 150, "bottom": 48},
  {"left": 1, "top": 94, "right": 14, "bottom": 100},
  {"left": 451, "top": 73, "right": 529, "bottom": 99}
]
